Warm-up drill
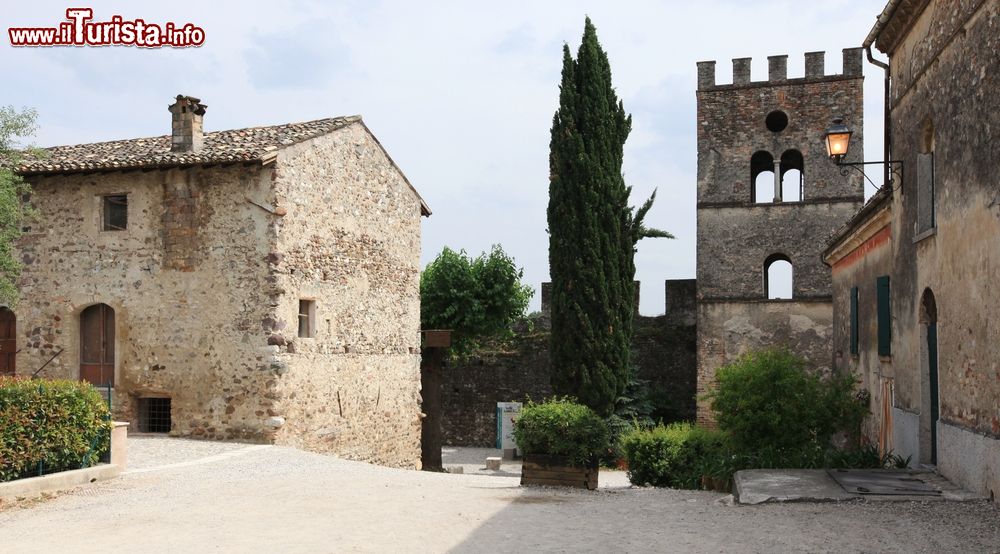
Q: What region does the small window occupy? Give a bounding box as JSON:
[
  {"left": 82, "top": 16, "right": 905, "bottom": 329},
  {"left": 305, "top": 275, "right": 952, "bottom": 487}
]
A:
[
  {"left": 138, "top": 397, "right": 171, "bottom": 433},
  {"left": 298, "top": 300, "right": 316, "bottom": 338},
  {"left": 751, "top": 150, "right": 776, "bottom": 204},
  {"left": 876, "top": 276, "right": 891, "bottom": 356},
  {"left": 764, "top": 254, "right": 793, "bottom": 299},
  {"left": 103, "top": 195, "right": 128, "bottom": 231},
  {"left": 849, "top": 286, "right": 859, "bottom": 355}
]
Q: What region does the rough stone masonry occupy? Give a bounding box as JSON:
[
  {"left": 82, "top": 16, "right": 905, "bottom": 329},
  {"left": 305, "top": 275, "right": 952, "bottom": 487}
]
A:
[{"left": 14, "top": 96, "right": 430, "bottom": 468}]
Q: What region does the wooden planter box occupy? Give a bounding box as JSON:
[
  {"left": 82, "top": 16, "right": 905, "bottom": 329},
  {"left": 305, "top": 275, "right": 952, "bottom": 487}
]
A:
[{"left": 520, "top": 454, "right": 599, "bottom": 490}]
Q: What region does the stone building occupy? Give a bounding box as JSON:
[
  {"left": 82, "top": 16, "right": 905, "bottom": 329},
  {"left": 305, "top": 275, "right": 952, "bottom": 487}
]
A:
[
  {"left": 12, "top": 95, "right": 430, "bottom": 468},
  {"left": 824, "top": 0, "right": 999, "bottom": 498},
  {"left": 694, "top": 50, "right": 866, "bottom": 424}
]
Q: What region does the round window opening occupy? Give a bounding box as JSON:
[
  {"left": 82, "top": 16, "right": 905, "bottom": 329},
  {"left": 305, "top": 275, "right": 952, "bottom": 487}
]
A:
[{"left": 765, "top": 110, "right": 789, "bottom": 132}]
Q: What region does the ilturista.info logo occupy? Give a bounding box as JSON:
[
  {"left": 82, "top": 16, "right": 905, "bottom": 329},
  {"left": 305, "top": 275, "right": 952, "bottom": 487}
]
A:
[{"left": 8, "top": 8, "right": 205, "bottom": 48}]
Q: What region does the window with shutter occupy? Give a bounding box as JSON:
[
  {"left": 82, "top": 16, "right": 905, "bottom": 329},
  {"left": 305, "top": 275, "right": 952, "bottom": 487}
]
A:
[
  {"left": 850, "top": 286, "right": 859, "bottom": 355},
  {"left": 876, "top": 276, "right": 891, "bottom": 356},
  {"left": 916, "top": 153, "right": 935, "bottom": 233}
]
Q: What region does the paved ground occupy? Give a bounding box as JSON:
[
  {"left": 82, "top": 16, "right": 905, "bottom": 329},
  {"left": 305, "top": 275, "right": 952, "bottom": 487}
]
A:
[{"left": 0, "top": 438, "right": 997, "bottom": 553}]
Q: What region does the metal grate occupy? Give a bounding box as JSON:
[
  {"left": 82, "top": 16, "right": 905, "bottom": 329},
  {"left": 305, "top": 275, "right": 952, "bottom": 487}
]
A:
[{"left": 138, "top": 397, "right": 172, "bottom": 433}]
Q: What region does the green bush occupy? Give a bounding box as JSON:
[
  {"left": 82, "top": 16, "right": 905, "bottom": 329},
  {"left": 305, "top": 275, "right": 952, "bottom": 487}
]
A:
[
  {"left": 0, "top": 377, "right": 112, "bottom": 482},
  {"left": 621, "top": 423, "right": 729, "bottom": 489},
  {"left": 707, "top": 348, "right": 865, "bottom": 451},
  {"left": 604, "top": 372, "right": 656, "bottom": 464},
  {"left": 512, "top": 398, "right": 609, "bottom": 465}
]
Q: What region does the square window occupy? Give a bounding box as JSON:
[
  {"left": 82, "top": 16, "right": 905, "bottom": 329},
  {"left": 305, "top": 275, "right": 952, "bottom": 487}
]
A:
[
  {"left": 137, "top": 397, "right": 171, "bottom": 433},
  {"left": 298, "top": 300, "right": 316, "bottom": 338},
  {"left": 103, "top": 195, "right": 128, "bottom": 231}
]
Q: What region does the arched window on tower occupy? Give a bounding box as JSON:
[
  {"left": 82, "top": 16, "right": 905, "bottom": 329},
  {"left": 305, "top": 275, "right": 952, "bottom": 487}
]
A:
[
  {"left": 780, "top": 149, "right": 804, "bottom": 202},
  {"left": 751, "top": 151, "right": 775, "bottom": 204},
  {"left": 764, "top": 254, "right": 793, "bottom": 299}
]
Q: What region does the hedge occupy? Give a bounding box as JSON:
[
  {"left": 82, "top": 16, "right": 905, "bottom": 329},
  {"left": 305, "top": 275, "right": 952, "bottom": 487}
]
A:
[
  {"left": 512, "top": 398, "right": 609, "bottom": 465},
  {"left": 0, "top": 377, "right": 112, "bottom": 482},
  {"left": 620, "top": 423, "right": 728, "bottom": 489}
]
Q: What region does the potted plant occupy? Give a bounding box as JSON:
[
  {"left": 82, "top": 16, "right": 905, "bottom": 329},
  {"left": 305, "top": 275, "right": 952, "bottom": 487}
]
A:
[{"left": 513, "top": 398, "right": 609, "bottom": 490}]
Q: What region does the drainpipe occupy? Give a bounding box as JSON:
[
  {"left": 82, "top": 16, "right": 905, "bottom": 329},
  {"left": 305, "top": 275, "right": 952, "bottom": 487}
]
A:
[
  {"left": 866, "top": 45, "right": 891, "bottom": 190},
  {"left": 863, "top": 0, "right": 901, "bottom": 190}
]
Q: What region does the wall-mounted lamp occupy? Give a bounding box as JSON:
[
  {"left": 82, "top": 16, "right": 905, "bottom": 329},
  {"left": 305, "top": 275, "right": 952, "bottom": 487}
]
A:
[{"left": 823, "top": 117, "right": 902, "bottom": 190}]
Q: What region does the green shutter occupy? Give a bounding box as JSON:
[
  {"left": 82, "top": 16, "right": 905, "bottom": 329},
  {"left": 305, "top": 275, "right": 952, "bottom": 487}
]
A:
[
  {"left": 850, "top": 286, "right": 859, "bottom": 355},
  {"left": 876, "top": 276, "right": 891, "bottom": 356}
]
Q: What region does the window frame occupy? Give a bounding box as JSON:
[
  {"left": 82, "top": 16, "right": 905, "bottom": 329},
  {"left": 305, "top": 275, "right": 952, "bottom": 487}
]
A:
[
  {"left": 849, "top": 286, "right": 859, "bottom": 355},
  {"left": 876, "top": 276, "right": 891, "bottom": 357},
  {"left": 102, "top": 194, "right": 129, "bottom": 232},
  {"left": 297, "top": 299, "right": 316, "bottom": 339}
]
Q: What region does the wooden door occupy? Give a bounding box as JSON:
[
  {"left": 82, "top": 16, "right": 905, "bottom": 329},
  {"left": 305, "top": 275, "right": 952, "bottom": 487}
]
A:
[
  {"left": 80, "top": 304, "right": 115, "bottom": 386},
  {"left": 928, "top": 322, "right": 939, "bottom": 465},
  {"left": 0, "top": 308, "right": 14, "bottom": 376}
]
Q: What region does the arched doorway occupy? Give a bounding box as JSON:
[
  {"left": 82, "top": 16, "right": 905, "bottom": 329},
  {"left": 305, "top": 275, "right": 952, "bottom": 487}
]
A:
[
  {"left": 0, "top": 307, "right": 15, "bottom": 376},
  {"left": 920, "top": 289, "right": 939, "bottom": 464},
  {"left": 80, "top": 303, "right": 115, "bottom": 386}
]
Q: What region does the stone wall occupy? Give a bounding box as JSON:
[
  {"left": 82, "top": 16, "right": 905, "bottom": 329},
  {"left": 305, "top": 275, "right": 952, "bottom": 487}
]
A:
[
  {"left": 695, "top": 300, "right": 834, "bottom": 425},
  {"left": 826, "top": 198, "right": 893, "bottom": 445},
  {"left": 874, "top": 0, "right": 1000, "bottom": 496},
  {"left": 441, "top": 280, "right": 697, "bottom": 446},
  {"left": 267, "top": 123, "right": 424, "bottom": 468},
  {"left": 18, "top": 165, "right": 280, "bottom": 441}
]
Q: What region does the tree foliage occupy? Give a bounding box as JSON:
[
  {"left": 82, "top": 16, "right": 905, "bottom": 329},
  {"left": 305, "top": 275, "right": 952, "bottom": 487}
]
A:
[
  {"left": 420, "top": 245, "right": 533, "bottom": 355},
  {"left": 0, "top": 106, "right": 38, "bottom": 307},
  {"left": 547, "top": 18, "right": 672, "bottom": 416},
  {"left": 708, "top": 348, "right": 866, "bottom": 451}
]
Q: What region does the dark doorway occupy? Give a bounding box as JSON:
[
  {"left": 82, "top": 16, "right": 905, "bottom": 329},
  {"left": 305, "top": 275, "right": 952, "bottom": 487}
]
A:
[
  {"left": 921, "top": 289, "right": 939, "bottom": 464},
  {"left": 80, "top": 303, "right": 115, "bottom": 386},
  {"left": 0, "top": 308, "right": 15, "bottom": 376}
]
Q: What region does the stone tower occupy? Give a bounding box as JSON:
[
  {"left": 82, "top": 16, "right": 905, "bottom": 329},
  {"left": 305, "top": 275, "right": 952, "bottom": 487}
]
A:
[{"left": 694, "top": 49, "right": 865, "bottom": 424}]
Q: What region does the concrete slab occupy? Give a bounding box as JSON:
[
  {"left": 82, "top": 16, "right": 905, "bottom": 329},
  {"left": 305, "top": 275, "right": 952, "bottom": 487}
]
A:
[
  {"left": 734, "top": 469, "right": 857, "bottom": 505},
  {"left": 735, "top": 468, "right": 985, "bottom": 505},
  {"left": 828, "top": 468, "right": 941, "bottom": 496}
]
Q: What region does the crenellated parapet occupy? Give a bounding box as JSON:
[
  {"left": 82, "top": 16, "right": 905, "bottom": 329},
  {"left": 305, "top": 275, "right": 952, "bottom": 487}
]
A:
[{"left": 696, "top": 48, "right": 864, "bottom": 90}]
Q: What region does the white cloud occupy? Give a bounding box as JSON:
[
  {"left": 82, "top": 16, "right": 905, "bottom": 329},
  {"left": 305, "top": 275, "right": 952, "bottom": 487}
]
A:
[{"left": 2, "top": 0, "right": 890, "bottom": 314}]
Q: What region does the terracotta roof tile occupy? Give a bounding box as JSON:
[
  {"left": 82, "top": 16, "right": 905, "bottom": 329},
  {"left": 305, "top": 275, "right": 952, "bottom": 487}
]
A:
[{"left": 16, "top": 116, "right": 361, "bottom": 174}]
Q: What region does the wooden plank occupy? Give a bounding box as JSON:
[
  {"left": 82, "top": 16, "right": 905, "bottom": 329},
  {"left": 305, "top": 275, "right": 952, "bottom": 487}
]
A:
[
  {"left": 522, "top": 461, "right": 596, "bottom": 472},
  {"left": 523, "top": 469, "right": 596, "bottom": 481},
  {"left": 521, "top": 477, "right": 589, "bottom": 489}
]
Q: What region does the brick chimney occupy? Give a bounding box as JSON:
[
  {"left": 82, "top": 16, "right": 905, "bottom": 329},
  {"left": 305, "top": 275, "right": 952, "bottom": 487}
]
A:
[{"left": 168, "top": 95, "right": 207, "bottom": 153}]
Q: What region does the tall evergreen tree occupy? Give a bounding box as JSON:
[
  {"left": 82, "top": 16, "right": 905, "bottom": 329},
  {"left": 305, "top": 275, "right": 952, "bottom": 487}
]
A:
[{"left": 547, "top": 18, "right": 671, "bottom": 416}]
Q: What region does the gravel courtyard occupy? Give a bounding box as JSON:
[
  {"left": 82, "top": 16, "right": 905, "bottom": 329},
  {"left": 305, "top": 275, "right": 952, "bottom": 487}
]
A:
[{"left": 0, "top": 437, "right": 997, "bottom": 553}]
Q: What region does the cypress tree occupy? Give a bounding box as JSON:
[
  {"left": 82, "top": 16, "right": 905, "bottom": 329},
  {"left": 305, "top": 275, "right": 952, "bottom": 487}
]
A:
[{"left": 547, "top": 18, "right": 671, "bottom": 416}]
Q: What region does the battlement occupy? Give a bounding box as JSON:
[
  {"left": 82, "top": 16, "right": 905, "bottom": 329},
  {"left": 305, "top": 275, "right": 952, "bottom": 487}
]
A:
[
  {"left": 540, "top": 279, "right": 696, "bottom": 325},
  {"left": 697, "top": 48, "right": 863, "bottom": 90}
]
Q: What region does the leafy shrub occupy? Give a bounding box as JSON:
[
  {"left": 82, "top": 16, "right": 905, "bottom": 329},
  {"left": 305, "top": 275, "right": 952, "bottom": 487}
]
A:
[
  {"left": 707, "top": 348, "right": 865, "bottom": 451},
  {"left": 621, "top": 423, "right": 728, "bottom": 489},
  {"left": 604, "top": 372, "right": 655, "bottom": 464},
  {"left": 512, "top": 398, "right": 609, "bottom": 465},
  {"left": 0, "top": 377, "right": 112, "bottom": 482}
]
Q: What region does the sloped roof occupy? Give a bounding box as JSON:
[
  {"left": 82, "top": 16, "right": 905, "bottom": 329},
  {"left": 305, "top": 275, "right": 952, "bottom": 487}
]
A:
[
  {"left": 15, "top": 114, "right": 431, "bottom": 215},
  {"left": 15, "top": 116, "right": 361, "bottom": 175}
]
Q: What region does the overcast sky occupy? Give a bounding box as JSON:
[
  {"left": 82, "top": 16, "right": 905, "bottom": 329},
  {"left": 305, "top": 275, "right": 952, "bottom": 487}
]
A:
[{"left": 3, "top": 0, "right": 889, "bottom": 314}]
